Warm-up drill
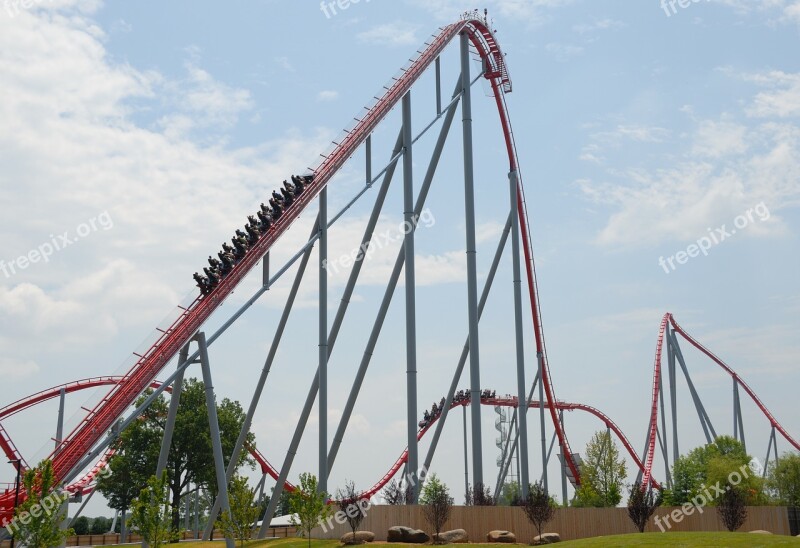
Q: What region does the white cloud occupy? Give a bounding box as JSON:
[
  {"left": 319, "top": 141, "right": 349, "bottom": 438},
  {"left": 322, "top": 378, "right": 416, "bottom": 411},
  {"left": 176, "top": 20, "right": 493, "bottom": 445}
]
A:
[
  {"left": 743, "top": 71, "right": 800, "bottom": 118},
  {"left": 317, "top": 90, "right": 339, "bottom": 102},
  {"left": 0, "top": 357, "right": 40, "bottom": 380},
  {"left": 357, "top": 21, "right": 420, "bottom": 47}
]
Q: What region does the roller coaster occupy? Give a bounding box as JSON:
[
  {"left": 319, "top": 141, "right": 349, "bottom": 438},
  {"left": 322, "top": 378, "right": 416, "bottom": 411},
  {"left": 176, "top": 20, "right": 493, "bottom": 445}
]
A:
[{"left": 2, "top": 10, "right": 798, "bottom": 543}]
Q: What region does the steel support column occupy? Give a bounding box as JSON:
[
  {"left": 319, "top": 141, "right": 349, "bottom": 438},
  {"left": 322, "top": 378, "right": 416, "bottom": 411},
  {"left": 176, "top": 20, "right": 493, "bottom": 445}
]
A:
[
  {"left": 319, "top": 186, "right": 329, "bottom": 494},
  {"left": 460, "top": 29, "right": 484, "bottom": 491},
  {"left": 668, "top": 329, "right": 679, "bottom": 462},
  {"left": 509, "top": 170, "right": 529, "bottom": 498},
  {"left": 402, "top": 90, "right": 420, "bottom": 502},
  {"left": 157, "top": 344, "right": 189, "bottom": 477},
  {"left": 560, "top": 411, "right": 568, "bottom": 506},
  {"left": 55, "top": 388, "right": 65, "bottom": 453},
  {"left": 462, "top": 404, "right": 469, "bottom": 501},
  {"left": 196, "top": 332, "right": 235, "bottom": 548}
]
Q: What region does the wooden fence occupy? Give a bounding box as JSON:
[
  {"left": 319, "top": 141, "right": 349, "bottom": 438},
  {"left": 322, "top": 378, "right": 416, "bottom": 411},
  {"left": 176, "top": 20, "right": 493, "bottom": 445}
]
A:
[{"left": 315, "top": 505, "right": 793, "bottom": 542}]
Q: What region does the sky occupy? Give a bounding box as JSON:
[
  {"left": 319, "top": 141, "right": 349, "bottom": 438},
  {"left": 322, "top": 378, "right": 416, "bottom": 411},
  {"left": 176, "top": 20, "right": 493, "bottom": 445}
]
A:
[{"left": 1, "top": 0, "right": 799, "bottom": 517}]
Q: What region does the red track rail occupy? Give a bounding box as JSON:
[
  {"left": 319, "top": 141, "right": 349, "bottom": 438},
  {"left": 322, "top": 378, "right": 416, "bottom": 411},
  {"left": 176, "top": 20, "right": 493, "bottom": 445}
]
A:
[
  {"left": 359, "top": 396, "right": 656, "bottom": 500},
  {"left": 1, "top": 14, "right": 575, "bottom": 520},
  {"left": 639, "top": 313, "right": 800, "bottom": 488}
]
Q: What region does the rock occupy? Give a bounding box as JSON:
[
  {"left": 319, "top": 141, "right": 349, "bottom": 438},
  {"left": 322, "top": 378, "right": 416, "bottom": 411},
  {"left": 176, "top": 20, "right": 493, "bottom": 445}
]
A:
[
  {"left": 749, "top": 530, "right": 772, "bottom": 534},
  {"left": 341, "top": 531, "right": 375, "bottom": 544},
  {"left": 433, "top": 529, "right": 469, "bottom": 543},
  {"left": 533, "top": 533, "right": 560, "bottom": 544},
  {"left": 387, "top": 526, "right": 430, "bottom": 543},
  {"left": 486, "top": 530, "right": 516, "bottom": 543}
]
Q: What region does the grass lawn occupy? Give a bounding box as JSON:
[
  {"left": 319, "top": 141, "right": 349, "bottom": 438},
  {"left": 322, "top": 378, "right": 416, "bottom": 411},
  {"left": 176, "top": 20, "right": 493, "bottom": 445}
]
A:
[{"left": 177, "top": 533, "right": 800, "bottom": 548}]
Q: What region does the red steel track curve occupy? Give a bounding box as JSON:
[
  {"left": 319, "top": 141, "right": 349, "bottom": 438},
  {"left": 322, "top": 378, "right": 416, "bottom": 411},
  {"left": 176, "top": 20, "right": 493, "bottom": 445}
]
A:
[
  {"left": 639, "top": 313, "right": 800, "bottom": 488},
  {"left": 0, "top": 378, "right": 286, "bottom": 497},
  {"left": 1, "top": 14, "right": 576, "bottom": 522}
]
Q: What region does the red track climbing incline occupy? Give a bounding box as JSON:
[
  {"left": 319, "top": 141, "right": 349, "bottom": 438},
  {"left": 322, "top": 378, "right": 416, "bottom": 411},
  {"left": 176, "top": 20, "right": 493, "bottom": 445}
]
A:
[{"left": 0, "top": 15, "right": 580, "bottom": 516}]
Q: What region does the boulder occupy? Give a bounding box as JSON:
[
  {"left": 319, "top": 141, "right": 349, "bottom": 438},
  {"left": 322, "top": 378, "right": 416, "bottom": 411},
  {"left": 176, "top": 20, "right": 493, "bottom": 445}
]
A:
[
  {"left": 433, "top": 529, "right": 469, "bottom": 543},
  {"left": 486, "top": 530, "right": 516, "bottom": 543},
  {"left": 387, "top": 526, "right": 430, "bottom": 543},
  {"left": 749, "top": 530, "right": 772, "bottom": 534},
  {"left": 533, "top": 533, "right": 560, "bottom": 544},
  {"left": 341, "top": 531, "right": 375, "bottom": 544}
]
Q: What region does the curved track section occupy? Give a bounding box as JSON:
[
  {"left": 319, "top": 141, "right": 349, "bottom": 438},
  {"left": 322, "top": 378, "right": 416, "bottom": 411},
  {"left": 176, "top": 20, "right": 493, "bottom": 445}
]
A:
[
  {"left": 639, "top": 313, "right": 800, "bottom": 488},
  {"left": 0, "top": 378, "right": 289, "bottom": 496}
]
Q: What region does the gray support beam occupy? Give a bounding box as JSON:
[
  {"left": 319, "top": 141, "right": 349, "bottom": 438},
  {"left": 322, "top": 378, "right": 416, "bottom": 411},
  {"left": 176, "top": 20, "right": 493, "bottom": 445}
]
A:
[
  {"left": 560, "top": 411, "right": 568, "bottom": 506},
  {"left": 120, "top": 508, "right": 127, "bottom": 544},
  {"left": 67, "top": 488, "right": 95, "bottom": 528},
  {"left": 366, "top": 135, "right": 372, "bottom": 186},
  {"left": 402, "top": 90, "right": 420, "bottom": 502},
  {"left": 258, "top": 130, "right": 406, "bottom": 538},
  {"left": 668, "top": 330, "right": 679, "bottom": 462},
  {"left": 763, "top": 426, "right": 776, "bottom": 478},
  {"left": 462, "top": 404, "right": 469, "bottom": 501},
  {"left": 319, "top": 186, "right": 329, "bottom": 494},
  {"left": 658, "top": 361, "right": 671, "bottom": 488},
  {"left": 327, "top": 79, "right": 463, "bottom": 476},
  {"left": 460, "top": 29, "right": 484, "bottom": 491},
  {"left": 635, "top": 422, "right": 652, "bottom": 486},
  {"left": 157, "top": 344, "right": 189, "bottom": 477},
  {"left": 203, "top": 219, "right": 320, "bottom": 538},
  {"left": 509, "top": 170, "right": 529, "bottom": 499},
  {"left": 435, "top": 56, "right": 442, "bottom": 115},
  {"left": 734, "top": 380, "right": 746, "bottom": 452},
  {"left": 196, "top": 332, "right": 235, "bottom": 548},
  {"left": 262, "top": 253, "right": 270, "bottom": 288},
  {"left": 538, "top": 352, "right": 548, "bottom": 493},
  {"left": 423, "top": 211, "right": 513, "bottom": 477},
  {"left": 55, "top": 388, "right": 65, "bottom": 453},
  {"left": 193, "top": 486, "right": 199, "bottom": 539},
  {"left": 670, "top": 331, "right": 717, "bottom": 442},
  {"left": 183, "top": 482, "right": 190, "bottom": 532}
]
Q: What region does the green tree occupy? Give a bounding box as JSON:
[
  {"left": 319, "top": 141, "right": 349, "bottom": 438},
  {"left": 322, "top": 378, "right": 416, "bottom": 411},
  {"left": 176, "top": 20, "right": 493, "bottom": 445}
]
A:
[
  {"left": 766, "top": 452, "right": 800, "bottom": 507},
  {"left": 72, "top": 516, "right": 90, "bottom": 535},
  {"left": 573, "top": 431, "right": 626, "bottom": 507},
  {"left": 97, "top": 380, "right": 254, "bottom": 531},
  {"left": 420, "top": 475, "right": 452, "bottom": 542},
  {"left": 219, "top": 476, "right": 259, "bottom": 548},
  {"left": 289, "top": 473, "right": 331, "bottom": 548},
  {"left": 9, "top": 460, "right": 73, "bottom": 548},
  {"left": 665, "top": 436, "right": 763, "bottom": 506},
  {"left": 521, "top": 481, "right": 555, "bottom": 543},
  {"left": 420, "top": 473, "right": 447, "bottom": 505},
  {"left": 128, "top": 473, "right": 178, "bottom": 548},
  {"left": 335, "top": 480, "right": 368, "bottom": 544},
  {"left": 498, "top": 481, "right": 522, "bottom": 506}
]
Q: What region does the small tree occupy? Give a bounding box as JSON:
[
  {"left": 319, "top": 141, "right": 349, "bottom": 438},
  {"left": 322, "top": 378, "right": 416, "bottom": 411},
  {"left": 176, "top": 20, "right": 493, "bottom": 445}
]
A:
[
  {"left": 521, "top": 481, "right": 555, "bottom": 544},
  {"left": 336, "top": 480, "right": 367, "bottom": 544},
  {"left": 626, "top": 482, "right": 661, "bottom": 533},
  {"left": 90, "top": 516, "right": 111, "bottom": 534},
  {"left": 10, "top": 460, "right": 73, "bottom": 548},
  {"left": 767, "top": 452, "right": 800, "bottom": 508},
  {"left": 219, "top": 476, "right": 259, "bottom": 548},
  {"left": 421, "top": 476, "right": 452, "bottom": 543},
  {"left": 128, "top": 473, "right": 178, "bottom": 548},
  {"left": 382, "top": 479, "right": 412, "bottom": 505},
  {"left": 717, "top": 483, "right": 747, "bottom": 532},
  {"left": 289, "top": 473, "right": 331, "bottom": 548},
  {"left": 464, "top": 482, "right": 495, "bottom": 506}
]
